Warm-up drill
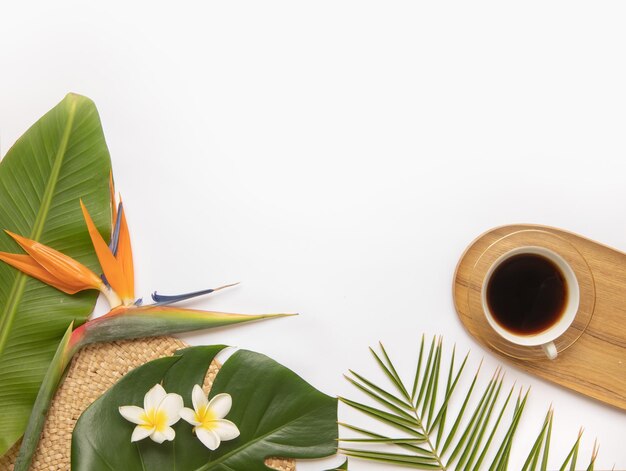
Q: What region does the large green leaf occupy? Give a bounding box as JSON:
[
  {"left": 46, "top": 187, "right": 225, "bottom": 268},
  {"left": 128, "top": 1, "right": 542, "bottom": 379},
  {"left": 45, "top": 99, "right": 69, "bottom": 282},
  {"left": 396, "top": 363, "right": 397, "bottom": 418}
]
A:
[
  {"left": 72, "top": 346, "right": 338, "bottom": 470},
  {"left": 0, "top": 94, "right": 111, "bottom": 455}
]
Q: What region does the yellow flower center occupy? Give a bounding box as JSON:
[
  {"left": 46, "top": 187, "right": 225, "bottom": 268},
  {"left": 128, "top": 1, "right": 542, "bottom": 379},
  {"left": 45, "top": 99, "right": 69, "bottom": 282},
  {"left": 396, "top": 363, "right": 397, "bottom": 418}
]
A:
[
  {"left": 195, "top": 405, "right": 217, "bottom": 429},
  {"left": 140, "top": 408, "right": 168, "bottom": 432}
]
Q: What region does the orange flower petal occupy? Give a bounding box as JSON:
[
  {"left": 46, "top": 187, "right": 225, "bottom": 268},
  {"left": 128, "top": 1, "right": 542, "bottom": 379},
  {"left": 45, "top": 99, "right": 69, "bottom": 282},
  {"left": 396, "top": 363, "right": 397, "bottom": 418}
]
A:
[
  {"left": 80, "top": 200, "right": 131, "bottom": 300},
  {"left": 0, "top": 252, "right": 88, "bottom": 294},
  {"left": 116, "top": 201, "right": 135, "bottom": 300},
  {"left": 4, "top": 231, "right": 103, "bottom": 291}
]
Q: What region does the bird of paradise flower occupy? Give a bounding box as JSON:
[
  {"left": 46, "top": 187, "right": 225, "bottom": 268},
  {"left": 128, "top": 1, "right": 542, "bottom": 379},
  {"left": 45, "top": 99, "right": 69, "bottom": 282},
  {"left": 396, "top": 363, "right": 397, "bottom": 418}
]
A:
[{"left": 2, "top": 177, "right": 293, "bottom": 471}]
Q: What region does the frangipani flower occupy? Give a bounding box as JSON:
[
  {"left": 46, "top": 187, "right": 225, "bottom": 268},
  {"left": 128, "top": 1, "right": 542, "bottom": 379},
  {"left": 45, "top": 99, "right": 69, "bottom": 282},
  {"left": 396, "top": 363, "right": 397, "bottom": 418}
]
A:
[
  {"left": 119, "top": 384, "right": 184, "bottom": 443},
  {"left": 180, "top": 385, "right": 240, "bottom": 450}
]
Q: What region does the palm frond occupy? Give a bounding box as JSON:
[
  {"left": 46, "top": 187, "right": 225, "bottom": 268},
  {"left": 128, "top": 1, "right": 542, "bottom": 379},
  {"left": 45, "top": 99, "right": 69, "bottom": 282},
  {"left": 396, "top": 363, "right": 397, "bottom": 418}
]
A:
[{"left": 340, "top": 335, "right": 600, "bottom": 470}]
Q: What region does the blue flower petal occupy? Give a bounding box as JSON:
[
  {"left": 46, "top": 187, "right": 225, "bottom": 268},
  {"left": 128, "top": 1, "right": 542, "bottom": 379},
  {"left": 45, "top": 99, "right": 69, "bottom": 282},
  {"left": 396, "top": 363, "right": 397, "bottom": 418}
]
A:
[
  {"left": 109, "top": 202, "right": 123, "bottom": 256},
  {"left": 150, "top": 283, "right": 238, "bottom": 305},
  {"left": 100, "top": 273, "right": 110, "bottom": 287}
]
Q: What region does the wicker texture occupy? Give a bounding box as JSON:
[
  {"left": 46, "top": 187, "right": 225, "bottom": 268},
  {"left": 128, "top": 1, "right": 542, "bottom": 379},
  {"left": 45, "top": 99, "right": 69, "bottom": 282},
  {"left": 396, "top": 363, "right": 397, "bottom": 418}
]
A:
[{"left": 0, "top": 337, "right": 294, "bottom": 471}]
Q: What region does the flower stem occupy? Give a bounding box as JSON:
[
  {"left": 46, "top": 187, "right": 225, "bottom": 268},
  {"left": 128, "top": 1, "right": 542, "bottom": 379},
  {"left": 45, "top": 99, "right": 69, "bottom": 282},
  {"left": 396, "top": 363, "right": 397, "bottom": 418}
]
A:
[
  {"left": 100, "top": 286, "right": 122, "bottom": 309},
  {"left": 13, "top": 324, "right": 78, "bottom": 471}
]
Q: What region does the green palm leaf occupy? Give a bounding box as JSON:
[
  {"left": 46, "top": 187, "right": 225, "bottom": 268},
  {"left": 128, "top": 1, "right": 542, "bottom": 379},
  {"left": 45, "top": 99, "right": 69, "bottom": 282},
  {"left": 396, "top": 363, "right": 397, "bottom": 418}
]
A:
[
  {"left": 0, "top": 94, "right": 111, "bottom": 455},
  {"left": 341, "top": 336, "right": 600, "bottom": 470}
]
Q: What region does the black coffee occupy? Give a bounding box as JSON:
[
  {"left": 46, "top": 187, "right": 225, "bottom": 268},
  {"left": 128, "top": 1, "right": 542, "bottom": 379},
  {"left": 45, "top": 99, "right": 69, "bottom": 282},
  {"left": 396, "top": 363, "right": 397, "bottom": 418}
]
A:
[{"left": 486, "top": 253, "right": 567, "bottom": 335}]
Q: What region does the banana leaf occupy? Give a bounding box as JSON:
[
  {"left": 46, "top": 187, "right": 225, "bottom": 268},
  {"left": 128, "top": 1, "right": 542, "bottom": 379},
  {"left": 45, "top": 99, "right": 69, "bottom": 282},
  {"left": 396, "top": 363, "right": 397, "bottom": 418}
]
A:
[
  {"left": 72, "top": 346, "right": 338, "bottom": 470},
  {"left": 0, "top": 94, "right": 111, "bottom": 455}
]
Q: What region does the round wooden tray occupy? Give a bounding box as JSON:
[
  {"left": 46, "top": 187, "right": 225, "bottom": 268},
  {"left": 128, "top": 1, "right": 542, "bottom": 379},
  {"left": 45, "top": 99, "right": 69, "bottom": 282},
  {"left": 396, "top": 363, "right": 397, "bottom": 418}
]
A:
[{"left": 454, "top": 224, "right": 626, "bottom": 411}]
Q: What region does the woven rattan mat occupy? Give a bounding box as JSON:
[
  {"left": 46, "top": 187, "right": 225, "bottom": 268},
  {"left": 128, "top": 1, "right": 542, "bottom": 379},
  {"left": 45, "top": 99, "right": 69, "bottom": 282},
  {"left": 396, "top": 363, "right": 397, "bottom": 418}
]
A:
[{"left": 0, "top": 337, "right": 295, "bottom": 471}]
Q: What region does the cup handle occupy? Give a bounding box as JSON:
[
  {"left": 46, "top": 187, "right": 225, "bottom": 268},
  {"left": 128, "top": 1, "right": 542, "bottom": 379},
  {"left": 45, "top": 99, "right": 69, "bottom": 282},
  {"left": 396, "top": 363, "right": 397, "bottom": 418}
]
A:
[{"left": 542, "top": 342, "right": 558, "bottom": 360}]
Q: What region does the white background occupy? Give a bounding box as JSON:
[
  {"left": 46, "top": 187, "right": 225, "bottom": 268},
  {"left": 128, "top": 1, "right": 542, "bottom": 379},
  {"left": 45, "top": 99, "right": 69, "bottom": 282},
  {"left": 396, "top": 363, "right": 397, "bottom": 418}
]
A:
[{"left": 2, "top": 2, "right": 626, "bottom": 469}]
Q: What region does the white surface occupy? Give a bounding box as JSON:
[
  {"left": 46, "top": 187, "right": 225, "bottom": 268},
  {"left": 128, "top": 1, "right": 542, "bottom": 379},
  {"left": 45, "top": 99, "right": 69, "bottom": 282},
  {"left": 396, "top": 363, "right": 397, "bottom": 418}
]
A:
[{"left": 2, "top": 2, "right": 626, "bottom": 469}]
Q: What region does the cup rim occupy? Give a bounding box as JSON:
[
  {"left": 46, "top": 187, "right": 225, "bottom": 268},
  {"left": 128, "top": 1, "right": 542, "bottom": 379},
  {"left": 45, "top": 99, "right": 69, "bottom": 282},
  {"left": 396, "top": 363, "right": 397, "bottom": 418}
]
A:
[{"left": 481, "top": 246, "right": 580, "bottom": 347}]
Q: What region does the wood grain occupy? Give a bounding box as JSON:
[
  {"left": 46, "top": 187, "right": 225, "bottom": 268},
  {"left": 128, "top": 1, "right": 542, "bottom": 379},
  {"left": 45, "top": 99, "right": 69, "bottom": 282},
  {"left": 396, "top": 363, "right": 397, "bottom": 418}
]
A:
[{"left": 454, "top": 224, "right": 626, "bottom": 410}]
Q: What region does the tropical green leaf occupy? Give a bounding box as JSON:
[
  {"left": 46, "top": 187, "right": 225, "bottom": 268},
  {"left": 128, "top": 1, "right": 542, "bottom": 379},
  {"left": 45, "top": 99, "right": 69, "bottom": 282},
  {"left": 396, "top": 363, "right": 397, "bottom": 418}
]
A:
[
  {"left": 13, "top": 323, "right": 75, "bottom": 470},
  {"left": 0, "top": 94, "right": 111, "bottom": 455},
  {"left": 72, "top": 345, "right": 337, "bottom": 470},
  {"left": 471, "top": 384, "right": 515, "bottom": 471},
  {"left": 325, "top": 459, "right": 348, "bottom": 470},
  {"left": 341, "top": 335, "right": 601, "bottom": 469},
  {"left": 339, "top": 448, "right": 441, "bottom": 469},
  {"left": 521, "top": 409, "right": 552, "bottom": 471},
  {"left": 559, "top": 430, "right": 582, "bottom": 471},
  {"left": 488, "top": 388, "right": 528, "bottom": 471},
  {"left": 540, "top": 410, "right": 552, "bottom": 471}
]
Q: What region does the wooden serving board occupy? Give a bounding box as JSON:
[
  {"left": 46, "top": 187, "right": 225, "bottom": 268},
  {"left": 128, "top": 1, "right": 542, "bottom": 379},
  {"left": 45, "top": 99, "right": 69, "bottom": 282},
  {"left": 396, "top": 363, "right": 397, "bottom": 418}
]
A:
[{"left": 454, "top": 224, "right": 626, "bottom": 411}]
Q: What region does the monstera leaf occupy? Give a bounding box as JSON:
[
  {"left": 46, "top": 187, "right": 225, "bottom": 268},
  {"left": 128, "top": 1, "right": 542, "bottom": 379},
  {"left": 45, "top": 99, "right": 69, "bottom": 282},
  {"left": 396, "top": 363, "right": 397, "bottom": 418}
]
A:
[
  {"left": 0, "top": 94, "right": 111, "bottom": 455},
  {"left": 72, "top": 346, "right": 338, "bottom": 470}
]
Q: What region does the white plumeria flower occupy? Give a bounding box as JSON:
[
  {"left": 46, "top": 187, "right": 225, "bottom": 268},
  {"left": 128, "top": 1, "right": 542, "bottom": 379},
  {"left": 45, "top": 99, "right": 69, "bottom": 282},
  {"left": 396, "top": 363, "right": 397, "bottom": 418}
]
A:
[
  {"left": 118, "top": 383, "right": 184, "bottom": 443},
  {"left": 179, "top": 385, "right": 240, "bottom": 450}
]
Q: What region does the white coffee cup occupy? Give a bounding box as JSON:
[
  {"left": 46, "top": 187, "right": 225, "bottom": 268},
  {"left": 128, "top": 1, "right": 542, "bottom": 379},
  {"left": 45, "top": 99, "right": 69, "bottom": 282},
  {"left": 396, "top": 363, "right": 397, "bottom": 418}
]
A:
[{"left": 481, "top": 246, "right": 579, "bottom": 360}]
